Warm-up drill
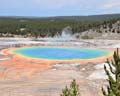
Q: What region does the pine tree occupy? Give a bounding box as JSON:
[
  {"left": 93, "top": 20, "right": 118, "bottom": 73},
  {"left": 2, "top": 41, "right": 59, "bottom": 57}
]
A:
[
  {"left": 60, "top": 79, "right": 80, "bottom": 96},
  {"left": 102, "top": 48, "right": 120, "bottom": 96}
]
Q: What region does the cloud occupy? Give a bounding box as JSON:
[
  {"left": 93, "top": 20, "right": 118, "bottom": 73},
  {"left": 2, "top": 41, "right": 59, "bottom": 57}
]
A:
[
  {"left": 0, "top": 0, "right": 120, "bottom": 16},
  {"left": 35, "top": 0, "right": 81, "bottom": 9},
  {"left": 0, "top": 0, "right": 101, "bottom": 10},
  {"left": 0, "top": 0, "right": 81, "bottom": 9},
  {"left": 102, "top": 0, "right": 120, "bottom": 9}
]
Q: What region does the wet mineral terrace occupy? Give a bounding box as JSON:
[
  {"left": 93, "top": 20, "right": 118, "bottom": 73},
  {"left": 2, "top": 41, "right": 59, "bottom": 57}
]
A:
[{"left": 0, "top": 38, "right": 118, "bottom": 96}]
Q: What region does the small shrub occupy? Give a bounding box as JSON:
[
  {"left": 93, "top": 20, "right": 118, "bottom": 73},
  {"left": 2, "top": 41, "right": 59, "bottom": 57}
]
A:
[{"left": 60, "top": 79, "right": 80, "bottom": 96}]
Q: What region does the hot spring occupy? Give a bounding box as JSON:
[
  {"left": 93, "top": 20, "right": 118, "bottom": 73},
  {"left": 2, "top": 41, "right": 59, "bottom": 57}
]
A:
[{"left": 13, "top": 47, "right": 112, "bottom": 60}]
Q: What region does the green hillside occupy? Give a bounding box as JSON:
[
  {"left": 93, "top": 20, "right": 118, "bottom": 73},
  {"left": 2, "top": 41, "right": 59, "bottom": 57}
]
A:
[{"left": 0, "top": 14, "right": 120, "bottom": 38}]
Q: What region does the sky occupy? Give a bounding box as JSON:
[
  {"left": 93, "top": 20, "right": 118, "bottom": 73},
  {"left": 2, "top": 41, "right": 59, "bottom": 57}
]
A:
[{"left": 0, "top": 0, "right": 120, "bottom": 17}]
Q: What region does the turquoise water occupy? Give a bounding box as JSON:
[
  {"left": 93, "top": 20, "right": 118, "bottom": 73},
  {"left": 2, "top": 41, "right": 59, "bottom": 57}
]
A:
[{"left": 14, "top": 47, "right": 110, "bottom": 60}]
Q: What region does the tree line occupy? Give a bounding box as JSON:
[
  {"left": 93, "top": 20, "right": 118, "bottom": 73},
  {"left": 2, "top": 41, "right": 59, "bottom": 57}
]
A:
[{"left": 0, "top": 17, "right": 119, "bottom": 38}]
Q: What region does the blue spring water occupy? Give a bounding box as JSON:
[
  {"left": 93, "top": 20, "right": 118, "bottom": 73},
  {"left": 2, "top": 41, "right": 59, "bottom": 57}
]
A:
[{"left": 13, "top": 47, "right": 111, "bottom": 60}]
